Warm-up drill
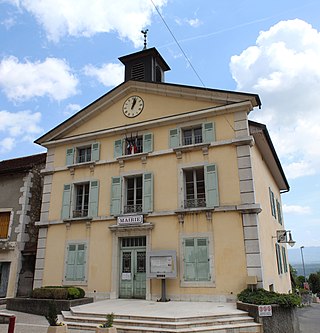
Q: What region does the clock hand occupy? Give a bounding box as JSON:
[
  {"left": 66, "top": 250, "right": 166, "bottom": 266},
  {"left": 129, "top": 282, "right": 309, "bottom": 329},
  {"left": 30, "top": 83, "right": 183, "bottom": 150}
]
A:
[{"left": 131, "top": 98, "right": 137, "bottom": 110}]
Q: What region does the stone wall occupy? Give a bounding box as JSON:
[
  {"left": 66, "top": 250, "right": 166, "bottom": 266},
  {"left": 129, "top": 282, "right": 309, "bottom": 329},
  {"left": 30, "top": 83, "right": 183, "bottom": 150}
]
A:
[{"left": 237, "top": 301, "right": 300, "bottom": 333}]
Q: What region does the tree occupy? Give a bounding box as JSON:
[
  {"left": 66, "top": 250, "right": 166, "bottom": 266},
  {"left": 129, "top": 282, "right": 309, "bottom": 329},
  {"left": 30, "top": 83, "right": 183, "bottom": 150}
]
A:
[{"left": 308, "top": 272, "right": 320, "bottom": 294}]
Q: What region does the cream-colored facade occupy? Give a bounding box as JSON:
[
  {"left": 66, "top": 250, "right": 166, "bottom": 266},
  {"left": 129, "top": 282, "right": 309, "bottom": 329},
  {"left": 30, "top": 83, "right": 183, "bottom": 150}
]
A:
[{"left": 34, "top": 48, "right": 291, "bottom": 302}]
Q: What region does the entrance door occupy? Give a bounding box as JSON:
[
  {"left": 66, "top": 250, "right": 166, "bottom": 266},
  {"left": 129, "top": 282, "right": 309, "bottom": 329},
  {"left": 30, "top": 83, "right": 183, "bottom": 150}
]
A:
[{"left": 119, "top": 237, "right": 146, "bottom": 299}]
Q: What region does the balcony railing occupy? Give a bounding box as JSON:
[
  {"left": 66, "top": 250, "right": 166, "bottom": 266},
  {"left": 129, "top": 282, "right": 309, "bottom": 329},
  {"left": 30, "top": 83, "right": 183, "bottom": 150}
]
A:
[
  {"left": 73, "top": 209, "right": 88, "bottom": 218},
  {"left": 124, "top": 204, "right": 143, "bottom": 214},
  {"left": 184, "top": 198, "right": 206, "bottom": 208}
]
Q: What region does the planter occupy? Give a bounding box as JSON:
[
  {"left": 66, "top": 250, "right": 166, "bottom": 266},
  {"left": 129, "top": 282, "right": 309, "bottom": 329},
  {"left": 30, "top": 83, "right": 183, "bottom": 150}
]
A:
[
  {"left": 96, "top": 327, "right": 117, "bottom": 333},
  {"left": 47, "top": 325, "right": 68, "bottom": 333}
]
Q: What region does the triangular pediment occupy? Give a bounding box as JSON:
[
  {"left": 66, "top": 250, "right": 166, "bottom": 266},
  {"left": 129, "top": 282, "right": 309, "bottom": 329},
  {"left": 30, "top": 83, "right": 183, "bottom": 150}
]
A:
[{"left": 35, "top": 80, "right": 260, "bottom": 146}]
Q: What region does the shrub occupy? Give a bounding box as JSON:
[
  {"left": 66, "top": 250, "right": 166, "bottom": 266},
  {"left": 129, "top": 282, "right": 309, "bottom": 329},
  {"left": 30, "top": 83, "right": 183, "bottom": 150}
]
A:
[
  {"left": 238, "top": 288, "right": 301, "bottom": 308},
  {"left": 67, "top": 287, "right": 80, "bottom": 299},
  {"left": 31, "top": 286, "right": 85, "bottom": 300},
  {"left": 99, "top": 313, "right": 114, "bottom": 328}
]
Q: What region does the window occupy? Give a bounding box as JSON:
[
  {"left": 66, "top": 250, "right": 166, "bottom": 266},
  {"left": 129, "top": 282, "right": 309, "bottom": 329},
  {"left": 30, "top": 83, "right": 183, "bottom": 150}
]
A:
[
  {"left": 61, "top": 181, "right": 99, "bottom": 219},
  {"left": 275, "top": 243, "right": 283, "bottom": 275},
  {"left": 169, "top": 122, "right": 215, "bottom": 148},
  {"left": 182, "top": 126, "right": 202, "bottom": 145},
  {"left": 0, "top": 212, "right": 10, "bottom": 239},
  {"left": 65, "top": 242, "right": 87, "bottom": 284},
  {"left": 182, "top": 164, "right": 219, "bottom": 209},
  {"left": 66, "top": 142, "right": 100, "bottom": 165},
  {"left": 74, "top": 183, "right": 89, "bottom": 217},
  {"left": 184, "top": 168, "right": 206, "bottom": 208},
  {"left": 125, "top": 176, "right": 143, "bottom": 213},
  {"left": 114, "top": 133, "right": 153, "bottom": 158},
  {"left": 269, "top": 188, "right": 277, "bottom": 218},
  {"left": 183, "top": 237, "right": 210, "bottom": 281},
  {"left": 110, "top": 173, "right": 153, "bottom": 215}
]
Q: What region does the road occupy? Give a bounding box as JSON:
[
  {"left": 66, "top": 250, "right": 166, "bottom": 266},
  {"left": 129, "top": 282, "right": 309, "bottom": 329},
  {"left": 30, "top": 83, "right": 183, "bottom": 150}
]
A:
[{"left": 298, "top": 302, "right": 320, "bottom": 333}]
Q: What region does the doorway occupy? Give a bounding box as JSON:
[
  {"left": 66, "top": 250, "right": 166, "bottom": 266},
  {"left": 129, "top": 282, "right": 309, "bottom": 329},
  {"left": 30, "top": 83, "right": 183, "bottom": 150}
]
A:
[{"left": 119, "top": 237, "right": 146, "bottom": 299}]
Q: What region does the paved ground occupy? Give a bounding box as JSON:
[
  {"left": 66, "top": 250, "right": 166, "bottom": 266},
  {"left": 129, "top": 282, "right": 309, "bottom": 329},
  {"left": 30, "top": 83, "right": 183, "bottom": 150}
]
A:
[
  {"left": 0, "top": 304, "right": 93, "bottom": 333},
  {"left": 297, "top": 302, "right": 320, "bottom": 333},
  {"left": 0, "top": 301, "right": 319, "bottom": 332}
]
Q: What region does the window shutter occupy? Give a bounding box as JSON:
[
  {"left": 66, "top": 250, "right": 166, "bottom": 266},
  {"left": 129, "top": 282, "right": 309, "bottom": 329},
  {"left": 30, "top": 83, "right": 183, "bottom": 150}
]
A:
[
  {"left": 269, "top": 188, "right": 276, "bottom": 218},
  {"left": 110, "top": 176, "right": 122, "bottom": 215},
  {"left": 184, "top": 238, "right": 196, "bottom": 281},
  {"left": 202, "top": 122, "right": 215, "bottom": 143},
  {"left": 89, "top": 180, "right": 99, "bottom": 217},
  {"left": 143, "top": 172, "right": 153, "bottom": 212},
  {"left": 66, "top": 148, "right": 75, "bottom": 165},
  {"left": 143, "top": 133, "right": 153, "bottom": 153},
  {"left": 196, "top": 238, "right": 210, "bottom": 281},
  {"left": 275, "top": 243, "right": 283, "bottom": 274},
  {"left": 61, "top": 184, "right": 72, "bottom": 219},
  {"left": 91, "top": 142, "right": 100, "bottom": 161},
  {"left": 66, "top": 244, "right": 76, "bottom": 280},
  {"left": 169, "top": 128, "right": 180, "bottom": 148},
  {"left": 205, "top": 164, "right": 219, "bottom": 207},
  {"left": 75, "top": 244, "right": 86, "bottom": 281},
  {"left": 276, "top": 199, "right": 282, "bottom": 224},
  {"left": 282, "top": 246, "right": 288, "bottom": 273},
  {"left": 114, "top": 139, "right": 123, "bottom": 158}
]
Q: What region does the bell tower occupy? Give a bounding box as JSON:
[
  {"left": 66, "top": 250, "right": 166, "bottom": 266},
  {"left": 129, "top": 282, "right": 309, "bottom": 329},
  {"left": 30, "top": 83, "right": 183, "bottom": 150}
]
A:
[{"left": 119, "top": 44, "right": 170, "bottom": 83}]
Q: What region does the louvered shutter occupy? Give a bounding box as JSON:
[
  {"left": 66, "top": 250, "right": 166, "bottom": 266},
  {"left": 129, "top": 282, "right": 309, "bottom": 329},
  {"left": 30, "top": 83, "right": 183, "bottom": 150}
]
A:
[
  {"left": 205, "top": 164, "right": 219, "bottom": 207},
  {"left": 114, "top": 139, "right": 123, "bottom": 158},
  {"left": 66, "top": 148, "right": 75, "bottom": 165},
  {"left": 91, "top": 142, "right": 100, "bottom": 161},
  {"left": 184, "top": 239, "right": 196, "bottom": 281},
  {"left": 110, "top": 176, "right": 122, "bottom": 215},
  {"left": 88, "top": 180, "right": 99, "bottom": 217},
  {"left": 143, "top": 173, "right": 153, "bottom": 212},
  {"left": 61, "top": 184, "right": 72, "bottom": 219},
  {"left": 202, "top": 122, "right": 215, "bottom": 143},
  {"left": 143, "top": 133, "right": 153, "bottom": 153},
  {"left": 169, "top": 128, "right": 180, "bottom": 148}
]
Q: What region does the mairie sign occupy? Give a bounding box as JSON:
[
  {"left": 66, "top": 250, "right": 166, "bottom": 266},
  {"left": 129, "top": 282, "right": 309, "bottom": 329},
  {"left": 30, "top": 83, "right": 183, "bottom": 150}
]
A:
[{"left": 117, "top": 215, "right": 143, "bottom": 225}]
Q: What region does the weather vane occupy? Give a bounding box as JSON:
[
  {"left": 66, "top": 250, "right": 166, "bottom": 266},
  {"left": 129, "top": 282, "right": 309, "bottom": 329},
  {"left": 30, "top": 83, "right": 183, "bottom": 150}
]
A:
[{"left": 141, "top": 29, "right": 149, "bottom": 50}]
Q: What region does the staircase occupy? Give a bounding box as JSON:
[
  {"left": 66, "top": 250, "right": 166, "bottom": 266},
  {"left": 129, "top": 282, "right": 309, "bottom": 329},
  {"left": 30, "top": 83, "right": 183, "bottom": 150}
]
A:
[{"left": 60, "top": 310, "right": 262, "bottom": 332}]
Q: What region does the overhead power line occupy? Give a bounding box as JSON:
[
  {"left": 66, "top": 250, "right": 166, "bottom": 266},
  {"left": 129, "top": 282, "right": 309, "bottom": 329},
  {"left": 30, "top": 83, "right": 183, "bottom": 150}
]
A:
[{"left": 150, "top": 0, "right": 206, "bottom": 88}]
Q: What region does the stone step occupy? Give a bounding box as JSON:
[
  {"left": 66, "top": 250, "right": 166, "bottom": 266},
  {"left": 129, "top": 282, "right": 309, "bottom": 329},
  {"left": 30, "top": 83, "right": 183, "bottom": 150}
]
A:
[
  {"left": 62, "top": 311, "right": 254, "bottom": 329},
  {"left": 63, "top": 320, "right": 261, "bottom": 333}
]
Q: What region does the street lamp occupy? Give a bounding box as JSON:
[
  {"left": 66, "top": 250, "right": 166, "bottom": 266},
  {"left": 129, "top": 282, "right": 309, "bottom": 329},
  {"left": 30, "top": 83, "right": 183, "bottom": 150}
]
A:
[{"left": 300, "top": 246, "right": 306, "bottom": 283}]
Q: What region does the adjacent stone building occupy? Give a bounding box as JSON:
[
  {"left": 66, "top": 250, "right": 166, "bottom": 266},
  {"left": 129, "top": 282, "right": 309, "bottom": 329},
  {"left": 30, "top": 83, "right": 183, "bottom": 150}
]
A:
[{"left": 0, "top": 153, "right": 46, "bottom": 297}]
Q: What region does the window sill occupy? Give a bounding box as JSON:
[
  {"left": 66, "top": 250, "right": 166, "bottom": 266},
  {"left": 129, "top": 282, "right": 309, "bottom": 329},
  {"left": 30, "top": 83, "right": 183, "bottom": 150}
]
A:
[
  {"left": 63, "top": 280, "right": 87, "bottom": 286},
  {"left": 117, "top": 152, "right": 149, "bottom": 166},
  {"left": 173, "top": 143, "right": 210, "bottom": 158},
  {"left": 175, "top": 207, "right": 214, "bottom": 223},
  {"left": 63, "top": 216, "right": 93, "bottom": 222},
  {"left": 67, "top": 161, "right": 96, "bottom": 175},
  {"left": 180, "top": 280, "right": 215, "bottom": 288}
]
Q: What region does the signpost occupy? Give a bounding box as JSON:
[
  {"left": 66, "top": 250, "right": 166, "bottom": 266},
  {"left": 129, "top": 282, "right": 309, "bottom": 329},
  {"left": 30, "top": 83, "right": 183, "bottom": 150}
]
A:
[{"left": 146, "top": 250, "right": 177, "bottom": 302}]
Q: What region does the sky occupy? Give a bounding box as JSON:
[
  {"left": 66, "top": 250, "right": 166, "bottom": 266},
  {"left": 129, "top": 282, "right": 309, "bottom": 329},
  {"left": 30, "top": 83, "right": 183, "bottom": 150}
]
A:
[{"left": 0, "top": 0, "right": 320, "bottom": 249}]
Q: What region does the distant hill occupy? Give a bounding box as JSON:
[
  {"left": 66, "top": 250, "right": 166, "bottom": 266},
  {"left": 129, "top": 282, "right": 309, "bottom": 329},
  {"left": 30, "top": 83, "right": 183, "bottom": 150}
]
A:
[{"left": 288, "top": 246, "right": 320, "bottom": 264}]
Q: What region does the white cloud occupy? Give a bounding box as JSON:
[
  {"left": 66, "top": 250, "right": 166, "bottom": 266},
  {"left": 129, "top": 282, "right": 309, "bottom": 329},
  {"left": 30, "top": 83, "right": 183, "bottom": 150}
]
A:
[
  {"left": 0, "top": 137, "right": 15, "bottom": 153},
  {"left": 0, "top": 110, "right": 43, "bottom": 153},
  {"left": 11, "top": 0, "right": 167, "bottom": 46},
  {"left": 84, "top": 63, "right": 123, "bottom": 87},
  {"left": 186, "top": 18, "right": 202, "bottom": 28},
  {"left": 0, "top": 56, "right": 78, "bottom": 101},
  {"left": 64, "top": 103, "right": 81, "bottom": 116},
  {"left": 283, "top": 204, "right": 312, "bottom": 215},
  {"left": 230, "top": 19, "right": 320, "bottom": 179}
]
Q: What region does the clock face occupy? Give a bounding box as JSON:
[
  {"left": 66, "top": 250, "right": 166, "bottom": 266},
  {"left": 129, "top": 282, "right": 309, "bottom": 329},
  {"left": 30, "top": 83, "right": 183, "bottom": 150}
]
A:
[{"left": 123, "top": 96, "right": 144, "bottom": 118}]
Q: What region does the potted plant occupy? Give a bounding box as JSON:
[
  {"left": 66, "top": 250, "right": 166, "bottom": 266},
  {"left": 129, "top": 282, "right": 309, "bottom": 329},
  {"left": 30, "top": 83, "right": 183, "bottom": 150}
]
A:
[
  {"left": 96, "top": 313, "right": 117, "bottom": 333},
  {"left": 45, "top": 301, "right": 68, "bottom": 333}
]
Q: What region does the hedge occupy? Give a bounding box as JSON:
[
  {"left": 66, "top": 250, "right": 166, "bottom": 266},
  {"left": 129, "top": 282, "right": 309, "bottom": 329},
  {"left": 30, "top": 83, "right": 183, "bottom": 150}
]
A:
[
  {"left": 31, "top": 286, "right": 85, "bottom": 300},
  {"left": 238, "top": 288, "right": 301, "bottom": 308}
]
